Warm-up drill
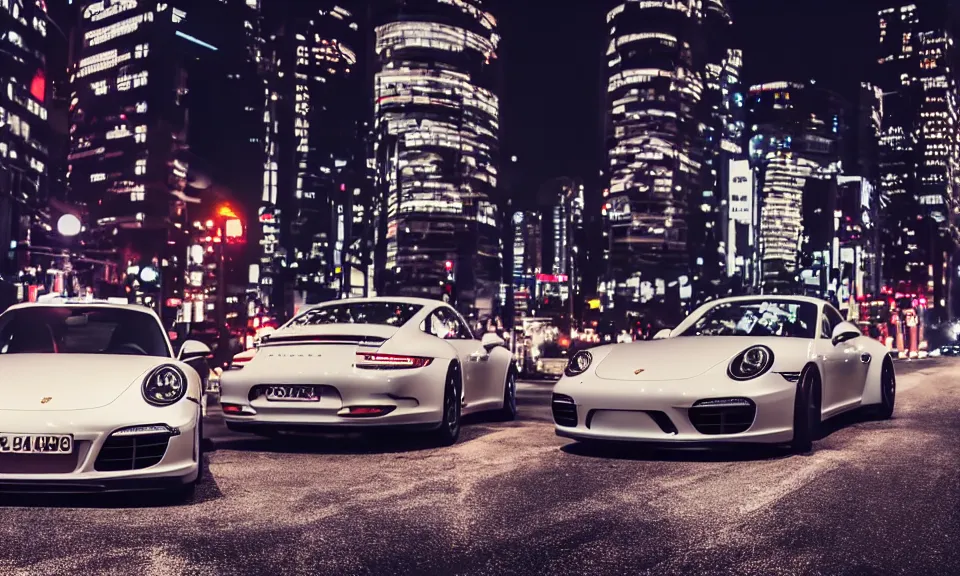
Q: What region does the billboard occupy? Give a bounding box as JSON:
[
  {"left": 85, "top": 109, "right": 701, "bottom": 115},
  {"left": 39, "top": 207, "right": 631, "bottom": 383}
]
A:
[{"left": 728, "top": 159, "right": 753, "bottom": 224}]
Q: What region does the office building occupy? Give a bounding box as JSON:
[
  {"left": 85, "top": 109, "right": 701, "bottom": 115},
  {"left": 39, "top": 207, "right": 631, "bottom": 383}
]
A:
[
  {"left": 372, "top": 0, "right": 502, "bottom": 321},
  {"left": 601, "top": 0, "right": 733, "bottom": 325},
  {"left": 1, "top": 0, "right": 51, "bottom": 284},
  {"left": 747, "top": 80, "right": 847, "bottom": 296},
  {"left": 876, "top": 2, "right": 958, "bottom": 321},
  {"left": 70, "top": 0, "right": 264, "bottom": 325}
]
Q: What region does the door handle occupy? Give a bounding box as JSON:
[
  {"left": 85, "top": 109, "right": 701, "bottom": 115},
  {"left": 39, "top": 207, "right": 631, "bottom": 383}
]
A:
[{"left": 469, "top": 352, "right": 490, "bottom": 362}]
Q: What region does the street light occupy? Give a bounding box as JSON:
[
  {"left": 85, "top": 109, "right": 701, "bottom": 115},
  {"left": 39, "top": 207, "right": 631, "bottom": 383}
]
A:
[{"left": 56, "top": 214, "right": 82, "bottom": 237}]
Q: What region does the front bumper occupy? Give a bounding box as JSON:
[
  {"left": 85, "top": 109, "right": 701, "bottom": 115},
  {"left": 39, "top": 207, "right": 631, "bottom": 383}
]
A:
[
  {"left": 219, "top": 362, "right": 448, "bottom": 431},
  {"left": 552, "top": 371, "right": 797, "bottom": 445},
  {"left": 0, "top": 401, "right": 200, "bottom": 492}
]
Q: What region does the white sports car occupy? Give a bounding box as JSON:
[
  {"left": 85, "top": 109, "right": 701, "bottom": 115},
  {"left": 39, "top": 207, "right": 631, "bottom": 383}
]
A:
[
  {"left": 553, "top": 296, "right": 895, "bottom": 452},
  {"left": 219, "top": 297, "right": 517, "bottom": 445},
  {"left": 0, "top": 299, "right": 210, "bottom": 497}
]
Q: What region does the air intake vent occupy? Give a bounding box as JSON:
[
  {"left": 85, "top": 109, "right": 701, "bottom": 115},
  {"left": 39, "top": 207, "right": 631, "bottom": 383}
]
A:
[
  {"left": 552, "top": 394, "right": 578, "bottom": 427},
  {"left": 779, "top": 372, "right": 801, "bottom": 383},
  {"left": 94, "top": 428, "right": 175, "bottom": 472},
  {"left": 689, "top": 398, "right": 756, "bottom": 435}
]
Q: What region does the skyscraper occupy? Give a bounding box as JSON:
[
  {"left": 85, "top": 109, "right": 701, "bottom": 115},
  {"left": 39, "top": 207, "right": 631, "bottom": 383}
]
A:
[
  {"left": 876, "top": 2, "right": 958, "bottom": 321},
  {"left": 373, "top": 0, "right": 502, "bottom": 320},
  {"left": 1, "top": 0, "right": 51, "bottom": 280},
  {"left": 259, "top": 1, "right": 367, "bottom": 317},
  {"left": 747, "top": 81, "right": 847, "bottom": 296},
  {"left": 600, "top": 0, "right": 732, "bottom": 324},
  {"left": 71, "top": 0, "right": 261, "bottom": 320}
]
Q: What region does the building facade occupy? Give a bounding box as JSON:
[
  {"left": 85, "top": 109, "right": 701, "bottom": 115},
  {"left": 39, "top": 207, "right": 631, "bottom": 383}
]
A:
[
  {"left": 258, "top": 1, "right": 367, "bottom": 319},
  {"left": 70, "top": 0, "right": 264, "bottom": 326},
  {"left": 600, "top": 0, "right": 734, "bottom": 325},
  {"left": 372, "top": 0, "right": 502, "bottom": 321},
  {"left": 1, "top": 0, "right": 51, "bottom": 287},
  {"left": 746, "top": 81, "right": 847, "bottom": 297},
  {"left": 876, "top": 2, "right": 958, "bottom": 322}
]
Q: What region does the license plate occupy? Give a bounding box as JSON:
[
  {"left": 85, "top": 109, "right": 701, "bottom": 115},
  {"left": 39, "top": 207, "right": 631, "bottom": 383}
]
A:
[
  {"left": 264, "top": 386, "right": 319, "bottom": 402},
  {"left": 0, "top": 434, "right": 74, "bottom": 455}
]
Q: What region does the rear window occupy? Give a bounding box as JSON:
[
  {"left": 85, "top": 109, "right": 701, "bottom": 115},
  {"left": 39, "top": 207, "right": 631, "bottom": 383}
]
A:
[{"left": 287, "top": 302, "right": 422, "bottom": 328}]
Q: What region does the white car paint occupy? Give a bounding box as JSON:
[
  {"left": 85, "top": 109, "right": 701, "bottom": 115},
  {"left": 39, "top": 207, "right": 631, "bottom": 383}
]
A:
[
  {"left": 553, "top": 295, "right": 894, "bottom": 448},
  {"left": 0, "top": 300, "right": 207, "bottom": 495},
  {"left": 219, "top": 297, "right": 516, "bottom": 443}
]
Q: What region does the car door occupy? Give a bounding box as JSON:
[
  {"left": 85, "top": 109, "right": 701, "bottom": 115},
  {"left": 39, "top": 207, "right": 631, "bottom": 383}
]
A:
[
  {"left": 818, "top": 305, "right": 865, "bottom": 413},
  {"left": 424, "top": 307, "right": 492, "bottom": 412},
  {"left": 824, "top": 304, "right": 870, "bottom": 405},
  {"left": 454, "top": 310, "right": 503, "bottom": 411}
]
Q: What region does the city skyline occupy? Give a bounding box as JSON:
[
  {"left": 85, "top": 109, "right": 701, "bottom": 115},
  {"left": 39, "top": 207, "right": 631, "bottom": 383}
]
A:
[{"left": 2, "top": 0, "right": 959, "bottom": 340}]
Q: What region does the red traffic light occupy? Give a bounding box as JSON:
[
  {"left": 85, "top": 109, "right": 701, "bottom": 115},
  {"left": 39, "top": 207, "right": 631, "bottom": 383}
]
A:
[{"left": 444, "top": 260, "right": 454, "bottom": 271}]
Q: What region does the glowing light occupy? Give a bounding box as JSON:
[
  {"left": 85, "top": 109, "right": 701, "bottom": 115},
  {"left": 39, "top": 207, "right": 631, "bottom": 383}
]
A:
[{"left": 57, "top": 214, "right": 82, "bottom": 237}]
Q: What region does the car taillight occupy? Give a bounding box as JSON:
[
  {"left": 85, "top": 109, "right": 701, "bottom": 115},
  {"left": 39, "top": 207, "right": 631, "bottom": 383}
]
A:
[
  {"left": 355, "top": 353, "right": 432, "bottom": 369},
  {"left": 227, "top": 355, "right": 254, "bottom": 371}
]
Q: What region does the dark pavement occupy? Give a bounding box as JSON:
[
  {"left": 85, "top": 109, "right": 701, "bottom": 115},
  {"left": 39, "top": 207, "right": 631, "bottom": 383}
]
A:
[{"left": 1, "top": 358, "right": 958, "bottom": 576}]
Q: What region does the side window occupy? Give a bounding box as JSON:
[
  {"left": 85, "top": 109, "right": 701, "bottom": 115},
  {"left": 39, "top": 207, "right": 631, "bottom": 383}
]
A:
[
  {"left": 425, "top": 308, "right": 469, "bottom": 340},
  {"left": 820, "top": 313, "right": 832, "bottom": 339},
  {"left": 821, "top": 305, "right": 844, "bottom": 338}
]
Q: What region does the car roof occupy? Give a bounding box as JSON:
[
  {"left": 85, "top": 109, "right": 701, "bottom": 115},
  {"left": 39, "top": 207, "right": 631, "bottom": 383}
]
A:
[
  {"left": 706, "top": 295, "right": 828, "bottom": 307},
  {"left": 303, "top": 296, "right": 446, "bottom": 309},
  {"left": 4, "top": 299, "right": 159, "bottom": 315}
]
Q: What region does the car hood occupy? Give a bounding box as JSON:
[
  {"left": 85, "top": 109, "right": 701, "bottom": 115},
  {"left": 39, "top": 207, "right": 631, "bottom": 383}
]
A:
[
  {"left": 593, "top": 337, "right": 813, "bottom": 381},
  {"left": 0, "top": 354, "right": 164, "bottom": 411}
]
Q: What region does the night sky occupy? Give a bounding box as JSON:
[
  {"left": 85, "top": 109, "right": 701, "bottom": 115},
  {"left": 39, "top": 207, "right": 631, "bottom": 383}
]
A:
[{"left": 495, "top": 0, "right": 881, "bottom": 205}]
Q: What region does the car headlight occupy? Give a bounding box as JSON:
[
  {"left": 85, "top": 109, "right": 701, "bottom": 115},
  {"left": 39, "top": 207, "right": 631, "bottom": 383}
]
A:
[
  {"left": 727, "top": 345, "right": 774, "bottom": 381},
  {"left": 564, "top": 350, "right": 593, "bottom": 377},
  {"left": 142, "top": 365, "right": 188, "bottom": 407}
]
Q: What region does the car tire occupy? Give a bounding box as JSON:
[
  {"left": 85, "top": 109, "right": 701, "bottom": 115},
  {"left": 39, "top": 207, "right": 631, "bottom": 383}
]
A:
[
  {"left": 791, "top": 366, "right": 821, "bottom": 454},
  {"left": 495, "top": 368, "right": 518, "bottom": 422},
  {"left": 874, "top": 358, "right": 896, "bottom": 420},
  {"left": 428, "top": 363, "right": 462, "bottom": 447}
]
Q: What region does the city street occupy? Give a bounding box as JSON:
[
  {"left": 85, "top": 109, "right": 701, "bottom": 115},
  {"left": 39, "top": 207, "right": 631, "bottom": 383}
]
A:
[{"left": 1, "top": 359, "right": 959, "bottom": 576}]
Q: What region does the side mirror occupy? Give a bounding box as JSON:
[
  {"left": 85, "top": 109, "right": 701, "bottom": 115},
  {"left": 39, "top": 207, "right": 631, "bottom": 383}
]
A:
[
  {"left": 831, "top": 322, "right": 861, "bottom": 346},
  {"left": 481, "top": 332, "right": 505, "bottom": 350},
  {"left": 178, "top": 339, "right": 212, "bottom": 361},
  {"left": 653, "top": 329, "right": 673, "bottom": 340}
]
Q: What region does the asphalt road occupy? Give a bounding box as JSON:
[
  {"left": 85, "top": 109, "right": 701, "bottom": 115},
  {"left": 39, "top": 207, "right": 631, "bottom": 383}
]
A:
[{"left": 1, "top": 359, "right": 959, "bottom": 576}]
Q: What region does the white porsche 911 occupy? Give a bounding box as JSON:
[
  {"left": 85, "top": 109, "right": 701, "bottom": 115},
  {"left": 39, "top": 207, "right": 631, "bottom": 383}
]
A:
[
  {"left": 219, "top": 297, "right": 517, "bottom": 446},
  {"left": 553, "top": 296, "right": 896, "bottom": 453},
  {"left": 0, "top": 299, "right": 210, "bottom": 498}
]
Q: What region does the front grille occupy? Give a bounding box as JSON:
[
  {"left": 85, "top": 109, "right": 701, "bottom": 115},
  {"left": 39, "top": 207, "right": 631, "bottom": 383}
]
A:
[
  {"left": 689, "top": 398, "right": 756, "bottom": 435},
  {"left": 94, "top": 432, "right": 172, "bottom": 472},
  {"left": 552, "top": 394, "right": 578, "bottom": 427}
]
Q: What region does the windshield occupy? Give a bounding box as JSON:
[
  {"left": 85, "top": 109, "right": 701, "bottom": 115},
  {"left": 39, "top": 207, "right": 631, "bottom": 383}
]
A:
[
  {"left": 678, "top": 300, "right": 818, "bottom": 339},
  {"left": 287, "top": 302, "right": 423, "bottom": 328},
  {"left": 0, "top": 307, "right": 171, "bottom": 357}
]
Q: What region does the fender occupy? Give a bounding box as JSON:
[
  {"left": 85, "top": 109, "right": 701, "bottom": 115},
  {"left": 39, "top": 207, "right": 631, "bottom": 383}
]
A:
[{"left": 860, "top": 346, "right": 891, "bottom": 406}]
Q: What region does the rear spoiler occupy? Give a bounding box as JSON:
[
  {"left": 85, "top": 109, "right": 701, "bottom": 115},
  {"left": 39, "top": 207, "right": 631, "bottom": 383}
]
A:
[{"left": 260, "top": 334, "right": 387, "bottom": 347}]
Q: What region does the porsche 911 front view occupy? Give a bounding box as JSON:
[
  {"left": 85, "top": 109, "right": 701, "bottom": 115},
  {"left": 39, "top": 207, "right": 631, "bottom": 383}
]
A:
[
  {"left": 553, "top": 296, "right": 896, "bottom": 453},
  {"left": 0, "top": 300, "right": 210, "bottom": 498}
]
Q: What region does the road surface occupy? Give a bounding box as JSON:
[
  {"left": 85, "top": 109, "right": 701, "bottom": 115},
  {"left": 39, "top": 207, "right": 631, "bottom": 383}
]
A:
[{"left": 1, "top": 359, "right": 957, "bottom": 576}]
